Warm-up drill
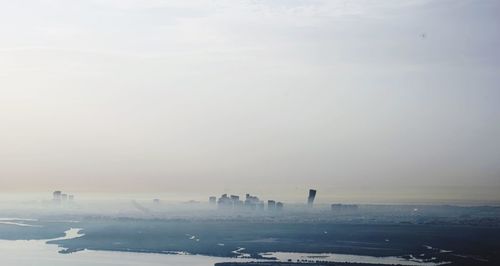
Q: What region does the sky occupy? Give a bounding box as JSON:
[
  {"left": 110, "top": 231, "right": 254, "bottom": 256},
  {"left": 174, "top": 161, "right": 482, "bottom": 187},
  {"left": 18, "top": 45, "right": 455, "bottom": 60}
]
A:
[{"left": 0, "top": 0, "right": 499, "bottom": 203}]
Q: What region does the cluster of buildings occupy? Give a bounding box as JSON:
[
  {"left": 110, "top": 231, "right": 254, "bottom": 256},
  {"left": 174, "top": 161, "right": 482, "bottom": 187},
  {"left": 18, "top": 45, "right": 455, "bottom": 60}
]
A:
[
  {"left": 53, "top": 190, "right": 75, "bottom": 204},
  {"left": 209, "top": 189, "right": 319, "bottom": 211},
  {"left": 148, "top": 188, "right": 359, "bottom": 213},
  {"left": 210, "top": 193, "right": 284, "bottom": 211}
]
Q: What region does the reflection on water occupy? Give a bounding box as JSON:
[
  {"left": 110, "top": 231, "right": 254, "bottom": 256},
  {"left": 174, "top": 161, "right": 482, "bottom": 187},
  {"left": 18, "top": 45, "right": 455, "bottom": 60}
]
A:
[{"left": 0, "top": 228, "right": 258, "bottom": 266}]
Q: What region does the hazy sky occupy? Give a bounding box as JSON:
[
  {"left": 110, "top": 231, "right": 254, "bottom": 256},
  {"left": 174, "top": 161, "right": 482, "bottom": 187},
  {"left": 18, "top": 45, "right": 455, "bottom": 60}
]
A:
[{"left": 0, "top": 0, "right": 499, "bottom": 203}]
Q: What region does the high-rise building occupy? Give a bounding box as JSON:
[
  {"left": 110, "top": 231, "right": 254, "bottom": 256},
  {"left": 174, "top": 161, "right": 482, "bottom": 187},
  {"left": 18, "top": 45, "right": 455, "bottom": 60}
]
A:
[
  {"left": 307, "top": 189, "right": 316, "bottom": 208},
  {"left": 244, "top": 194, "right": 260, "bottom": 209},
  {"left": 267, "top": 200, "right": 276, "bottom": 211},
  {"left": 215, "top": 193, "right": 272, "bottom": 211},
  {"left": 53, "top": 191, "right": 62, "bottom": 203},
  {"left": 217, "top": 194, "right": 232, "bottom": 208},
  {"left": 276, "top": 202, "right": 284, "bottom": 211},
  {"left": 230, "top": 195, "right": 239, "bottom": 201}
]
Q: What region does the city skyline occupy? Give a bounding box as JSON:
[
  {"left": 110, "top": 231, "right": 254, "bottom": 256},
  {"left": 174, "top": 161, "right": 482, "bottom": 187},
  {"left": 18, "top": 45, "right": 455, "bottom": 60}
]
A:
[
  {"left": 0, "top": 0, "right": 499, "bottom": 204},
  {"left": 1, "top": 1, "right": 499, "bottom": 266}
]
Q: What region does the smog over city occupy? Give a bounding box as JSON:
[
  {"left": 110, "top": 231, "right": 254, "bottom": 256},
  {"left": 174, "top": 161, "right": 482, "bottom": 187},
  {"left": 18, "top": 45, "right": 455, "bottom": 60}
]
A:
[{"left": 1, "top": 0, "right": 499, "bottom": 266}]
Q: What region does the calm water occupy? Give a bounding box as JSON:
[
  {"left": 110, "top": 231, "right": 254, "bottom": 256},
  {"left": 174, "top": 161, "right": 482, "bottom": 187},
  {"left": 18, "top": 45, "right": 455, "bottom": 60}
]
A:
[{"left": 0, "top": 228, "right": 258, "bottom": 266}]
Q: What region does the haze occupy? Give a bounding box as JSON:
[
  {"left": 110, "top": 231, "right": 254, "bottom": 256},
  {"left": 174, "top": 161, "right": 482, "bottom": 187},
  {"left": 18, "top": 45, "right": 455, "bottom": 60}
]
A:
[{"left": 0, "top": 0, "right": 499, "bottom": 203}]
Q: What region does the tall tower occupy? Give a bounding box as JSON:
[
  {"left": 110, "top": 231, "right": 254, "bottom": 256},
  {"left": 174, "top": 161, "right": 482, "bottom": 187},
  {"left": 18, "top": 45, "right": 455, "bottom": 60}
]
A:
[{"left": 307, "top": 189, "right": 316, "bottom": 208}]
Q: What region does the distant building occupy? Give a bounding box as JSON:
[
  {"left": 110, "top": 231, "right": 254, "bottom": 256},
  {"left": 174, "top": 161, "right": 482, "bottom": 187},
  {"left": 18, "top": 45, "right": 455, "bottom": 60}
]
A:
[
  {"left": 307, "top": 189, "right": 316, "bottom": 208},
  {"left": 216, "top": 193, "right": 276, "bottom": 211},
  {"left": 233, "top": 199, "right": 244, "bottom": 207},
  {"left": 244, "top": 194, "right": 260, "bottom": 210},
  {"left": 267, "top": 200, "right": 276, "bottom": 211},
  {"left": 230, "top": 195, "right": 239, "bottom": 201},
  {"left": 229, "top": 195, "right": 243, "bottom": 207},
  {"left": 217, "top": 194, "right": 232, "bottom": 208},
  {"left": 53, "top": 191, "right": 62, "bottom": 203},
  {"left": 153, "top": 199, "right": 160, "bottom": 204},
  {"left": 53, "top": 191, "right": 75, "bottom": 204},
  {"left": 276, "top": 202, "right": 284, "bottom": 211},
  {"left": 209, "top": 196, "right": 216, "bottom": 204}
]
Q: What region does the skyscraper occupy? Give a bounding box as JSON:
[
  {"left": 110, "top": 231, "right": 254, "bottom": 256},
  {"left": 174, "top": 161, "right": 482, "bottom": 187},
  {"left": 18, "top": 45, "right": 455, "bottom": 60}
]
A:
[
  {"left": 244, "top": 194, "right": 260, "bottom": 210},
  {"left": 267, "top": 200, "right": 276, "bottom": 211},
  {"left": 53, "top": 191, "right": 62, "bottom": 203},
  {"left": 217, "top": 194, "right": 232, "bottom": 208},
  {"left": 307, "top": 189, "right": 316, "bottom": 208}
]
